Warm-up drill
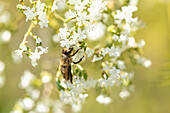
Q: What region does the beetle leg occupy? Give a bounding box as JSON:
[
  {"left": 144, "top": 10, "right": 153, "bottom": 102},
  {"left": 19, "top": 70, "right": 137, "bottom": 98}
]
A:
[
  {"left": 71, "top": 48, "right": 80, "bottom": 56},
  {"left": 73, "top": 56, "right": 84, "bottom": 64}
]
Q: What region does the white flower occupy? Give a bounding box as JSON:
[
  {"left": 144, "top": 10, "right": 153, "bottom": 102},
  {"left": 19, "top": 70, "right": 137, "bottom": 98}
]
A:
[
  {"left": 109, "top": 67, "right": 120, "bottom": 76},
  {"left": 51, "top": 0, "right": 58, "bottom": 12},
  {"left": 39, "top": 18, "right": 49, "bottom": 28},
  {"left": 109, "top": 46, "right": 120, "bottom": 57},
  {"left": 38, "top": 13, "right": 49, "bottom": 28},
  {"left": 68, "top": 0, "right": 81, "bottom": 5},
  {"left": 86, "top": 22, "right": 106, "bottom": 41},
  {"left": 31, "top": 89, "right": 40, "bottom": 100},
  {"left": 129, "top": 0, "right": 138, "bottom": 6},
  {"left": 19, "top": 70, "right": 35, "bottom": 89},
  {"left": 15, "top": 44, "right": 27, "bottom": 58},
  {"left": 79, "top": 93, "right": 88, "bottom": 99},
  {"left": 23, "top": 7, "right": 36, "bottom": 22},
  {"left": 98, "top": 78, "right": 115, "bottom": 88},
  {"left": 20, "top": 44, "right": 27, "bottom": 51},
  {"left": 77, "top": 28, "right": 86, "bottom": 41},
  {"left": 58, "top": 27, "right": 70, "bottom": 39},
  {"left": 10, "top": 110, "right": 23, "bottom": 113},
  {"left": 58, "top": 76, "right": 97, "bottom": 108},
  {"left": 38, "top": 46, "right": 48, "bottom": 54},
  {"left": 119, "top": 35, "right": 128, "bottom": 44},
  {"left": 128, "top": 37, "right": 136, "bottom": 47},
  {"left": 85, "top": 47, "right": 94, "bottom": 57},
  {"left": 88, "top": 0, "right": 107, "bottom": 21},
  {"left": 117, "top": 60, "right": 126, "bottom": 70},
  {"left": 137, "top": 39, "right": 145, "bottom": 48},
  {"left": 1, "top": 30, "right": 11, "bottom": 43},
  {"left": 0, "top": 61, "right": 5, "bottom": 73},
  {"left": 60, "top": 39, "right": 71, "bottom": 49},
  {"left": 70, "top": 31, "right": 79, "bottom": 43},
  {"left": 36, "top": 1, "right": 46, "bottom": 12},
  {"left": 35, "top": 103, "right": 50, "bottom": 113},
  {"left": 114, "top": 5, "right": 138, "bottom": 34},
  {"left": 59, "top": 26, "right": 86, "bottom": 48},
  {"left": 115, "top": 6, "right": 137, "bottom": 23},
  {"left": 36, "top": 5, "right": 49, "bottom": 28},
  {"left": 41, "top": 75, "right": 52, "bottom": 83},
  {"left": 112, "top": 34, "right": 119, "bottom": 41},
  {"left": 134, "top": 55, "right": 152, "bottom": 67},
  {"left": 76, "top": 11, "right": 89, "bottom": 26},
  {"left": 72, "top": 103, "right": 82, "bottom": 112},
  {"left": 22, "top": 97, "right": 35, "bottom": 110},
  {"left": 19, "top": 0, "right": 49, "bottom": 28},
  {"left": 82, "top": 79, "right": 97, "bottom": 89},
  {"left": 67, "top": 0, "right": 107, "bottom": 27},
  {"left": 52, "top": 34, "right": 60, "bottom": 43},
  {"left": 56, "top": 0, "right": 67, "bottom": 11},
  {"left": 96, "top": 95, "right": 111, "bottom": 104},
  {"left": 123, "top": 23, "right": 131, "bottom": 34},
  {"left": 65, "top": 9, "right": 76, "bottom": 19},
  {"left": 0, "top": 11, "right": 10, "bottom": 24},
  {"left": 36, "top": 37, "right": 42, "bottom": 44},
  {"left": 119, "top": 90, "right": 130, "bottom": 100},
  {"left": 74, "top": 1, "right": 86, "bottom": 12},
  {"left": 29, "top": 47, "right": 41, "bottom": 66},
  {"left": 29, "top": 46, "right": 48, "bottom": 66},
  {"left": 101, "top": 47, "right": 109, "bottom": 56},
  {"left": 143, "top": 60, "right": 152, "bottom": 68},
  {"left": 15, "top": 49, "right": 24, "bottom": 58},
  {"left": 92, "top": 55, "right": 103, "bottom": 62}
]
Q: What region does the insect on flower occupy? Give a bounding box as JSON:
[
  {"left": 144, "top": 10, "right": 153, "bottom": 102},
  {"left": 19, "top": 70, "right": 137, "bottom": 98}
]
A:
[{"left": 60, "top": 47, "right": 84, "bottom": 83}]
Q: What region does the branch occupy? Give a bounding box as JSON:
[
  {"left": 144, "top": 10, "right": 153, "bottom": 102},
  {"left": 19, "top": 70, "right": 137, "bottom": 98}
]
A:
[
  {"left": 21, "top": 21, "right": 34, "bottom": 45},
  {"left": 53, "top": 12, "right": 65, "bottom": 22}
]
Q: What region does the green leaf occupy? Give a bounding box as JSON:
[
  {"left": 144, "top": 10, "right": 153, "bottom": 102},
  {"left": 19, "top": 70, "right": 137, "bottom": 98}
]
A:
[
  {"left": 18, "top": 8, "right": 24, "bottom": 13},
  {"left": 56, "top": 80, "right": 65, "bottom": 91},
  {"left": 78, "top": 71, "right": 82, "bottom": 78},
  {"left": 82, "top": 70, "right": 88, "bottom": 80},
  {"left": 74, "top": 67, "right": 79, "bottom": 75}
]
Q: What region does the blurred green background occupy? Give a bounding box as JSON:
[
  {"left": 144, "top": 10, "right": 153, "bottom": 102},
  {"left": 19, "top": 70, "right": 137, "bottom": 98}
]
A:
[{"left": 0, "top": 0, "right": 170, "bottom": 113}]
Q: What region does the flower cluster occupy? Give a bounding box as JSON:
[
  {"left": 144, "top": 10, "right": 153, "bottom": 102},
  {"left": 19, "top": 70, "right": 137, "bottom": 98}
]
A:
[
  {"left": 0, "top": 2, "right": 10, "bottom": 24},
  {"left": 10, "top": 70, "right": 65, "bottom": 113},
  {"left": 96, "top": 95, "right": 111, "bottom": 104},
  {"left": 114, "top": 5, "right": 138, "bottom": 35},
  {"left": 51, "top": 0, "right": 58, "bottom": 12},
  {"left": 0, "top": 3, "right": 12, "bottom": 43},
  {"left": 15, "top": 34, "right": 48, "bottom": 66},
  {"left": 66, "top": 0, "right": 107, "bottom": 27},
  {"left": 55, "top": 0, "right": 151, "bottom": 109},
  {"left": 56, "top": 61, "right": 132, "bottom": 110},
  {"left": 0, "top": 30, "right": 12, "bottom": 43},
  {"left": 57, "top": 0, "right": 108, "bottom": 49},
  {"left": 14, "top": 0, "right": 152, "bottom": 112},
  {"left": 0, "top": 2, "right": 12, "bottom": 89},
  {"left": 58, "top": 26, "right": 86, "bottom": 49},
  {"left": 17, "top": 0, "right": 49, "bottom": 28},
  {"left": 15, "top": 0, "right": 49, "bottom": 66},
  {"left": 56, "top": 73, "right": 97, "bottom": 112}
]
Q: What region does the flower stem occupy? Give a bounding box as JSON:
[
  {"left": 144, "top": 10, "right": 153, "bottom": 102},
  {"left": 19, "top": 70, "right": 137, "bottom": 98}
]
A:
[
  {"left": 65, "top": 17, "right": 76, "bottom": 23},
  {"left": 53, "top": 12, "right": 65, "bottom": 22},
  {"left": 21, "top": 21, "right": 34, "bottom": 45}
]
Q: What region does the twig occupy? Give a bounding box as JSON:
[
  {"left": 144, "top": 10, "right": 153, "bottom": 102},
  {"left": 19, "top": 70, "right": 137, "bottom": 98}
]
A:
[
  {"left": 53, "top": 12, "right": 65, "bottom": 22},
  {"left": 21, "top": 21, "right": 34, "bottom": 45}
]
